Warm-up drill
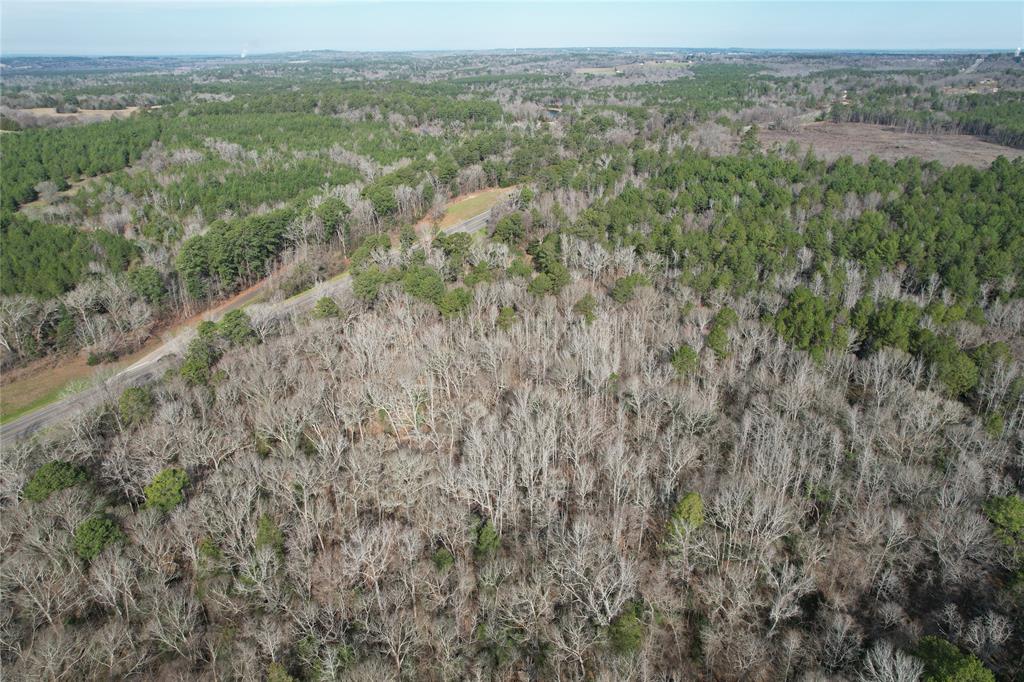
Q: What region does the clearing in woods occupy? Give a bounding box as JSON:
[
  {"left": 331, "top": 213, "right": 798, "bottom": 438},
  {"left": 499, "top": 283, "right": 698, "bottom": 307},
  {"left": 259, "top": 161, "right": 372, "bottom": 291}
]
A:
[
  {"left": 437, "top": 186, "right": 516, "bottom": 228},
  {"left": 759, "top": 121, "right": 1024, "bottom": 168},
  {"left": 15, "top": 106, "right": 143, "bottom": 123},
  {"left": 574, "top": 66, "right": 620, "bottom": 75}
]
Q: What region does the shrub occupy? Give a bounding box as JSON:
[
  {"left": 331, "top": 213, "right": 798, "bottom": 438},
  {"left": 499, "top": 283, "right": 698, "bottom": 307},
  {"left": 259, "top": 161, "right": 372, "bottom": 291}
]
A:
[
  {"left": 74, "top": 516, "right": 125, "bottom": 561},
  {"left": 312, "top": 296, "right": 341, "bottom": 319},
  {"left": 497, "top": 306, "right": 516, "bottom": 330},
  {"left": 144, "top": 467, "right": 189, "bottom": 512},
  {"left": 256, "top": 514, "right": 285, "bottom": 558},
  {"left": 87, "top": 351, "right": 117, "bottom": 366},
  {"left": 474, "top": 518, "right": 500, "bottom": 561},
  {"left": 494, "top": 212, "right": 524, "bottom": 245},
  {"left": 671, "top": 344, "right": 699, "bottom": 376},
  {"left": 119, "top": 386, "right": 155, "bottom": 427},
  {"left": 670, "top": 492, "right": 705, "bottom": 534},
  {"left": 432, "top": 546, "right": 456, "bottom": 572},
  {"left": 353, "top": 266, "right": 386, "bottom": 302},
  {"left": 280, "top": 261, "right": 315, "bottom": 297},
  {"left": 24, "top": 461, "right": 86, "bottom": 502},
  {"left": 984, "top": 495, "right": 1024, "bottom": 552},
  {"left": 218, "top": 309, "right": 256, "bottom": 346},
  {"left": 527, "top": 273, "right": 552, "bottom": 297},
  {"left": 573, "top": 293, "right": 597, "bottom": 323},
  {"left": 402, "top": 266, "right": 446, "bottom": 304},
  {"left": 607, "top": 602, "right": 645, "bottom": 655},
  {"left": 438, "top": 287, "right": 473, "bottom": 317},
  {"left": 609, "top": 273, "right": 650, "bottom": 303},
  {"left": 915, "top": 636, "right": 995, "bottom": 682}
]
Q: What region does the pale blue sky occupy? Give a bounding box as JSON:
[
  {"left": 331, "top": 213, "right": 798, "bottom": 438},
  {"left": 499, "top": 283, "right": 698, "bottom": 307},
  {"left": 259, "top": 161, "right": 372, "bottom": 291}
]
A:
[{"left": 2, "top": 1, "right": 1022, "bottom": 56}]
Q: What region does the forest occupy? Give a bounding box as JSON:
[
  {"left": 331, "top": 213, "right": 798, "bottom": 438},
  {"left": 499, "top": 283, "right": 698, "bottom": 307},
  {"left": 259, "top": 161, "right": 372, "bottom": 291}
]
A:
[{"left": 0, "top": 49, "right": 1022, "bottom": 681}]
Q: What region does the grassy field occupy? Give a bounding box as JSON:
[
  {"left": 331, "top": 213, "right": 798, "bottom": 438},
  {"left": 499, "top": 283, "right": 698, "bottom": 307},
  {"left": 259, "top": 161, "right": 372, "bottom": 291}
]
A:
[
  {"left": 438, "top": 186, "right": 515, "bottom": 228},
  {"left": 1, "top": 356, "right": 92, "bottom": 424},
  {"left": 1, "top": 384, "right": 68, "bottom": 425},
  {"left": 574, "top": 66, "right": 619, "bottom": 75},
  {"left": 0, "top": 338, "right": 166, "bottom": 424}
]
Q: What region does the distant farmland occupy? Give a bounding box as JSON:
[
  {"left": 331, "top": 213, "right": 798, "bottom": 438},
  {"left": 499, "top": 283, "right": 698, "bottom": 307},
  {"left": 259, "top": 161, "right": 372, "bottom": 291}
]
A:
[{"left": 760, "top": 121, "right": 1024, "bottom": 167}]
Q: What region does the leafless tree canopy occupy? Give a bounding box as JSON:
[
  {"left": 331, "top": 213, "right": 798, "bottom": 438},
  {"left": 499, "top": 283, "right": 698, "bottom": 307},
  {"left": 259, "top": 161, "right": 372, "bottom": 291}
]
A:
[{"left": 3, "top": 240, "right": 1021, "bottom": 679}]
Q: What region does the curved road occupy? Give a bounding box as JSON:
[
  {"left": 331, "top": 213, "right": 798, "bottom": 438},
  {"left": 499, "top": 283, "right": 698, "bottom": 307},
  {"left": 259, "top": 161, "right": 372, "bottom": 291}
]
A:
[{"left": 1, "top": 208, "right": 495, "bottom": 444}]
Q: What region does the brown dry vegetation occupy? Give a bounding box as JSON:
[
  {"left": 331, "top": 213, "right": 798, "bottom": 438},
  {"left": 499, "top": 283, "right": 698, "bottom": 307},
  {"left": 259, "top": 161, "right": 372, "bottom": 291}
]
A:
[
  {"left": 761, "top": 121, "right": 1024, "bottom": 168},
  {"left": 0, "top": 106, "right": 147, "bottom": 130}
]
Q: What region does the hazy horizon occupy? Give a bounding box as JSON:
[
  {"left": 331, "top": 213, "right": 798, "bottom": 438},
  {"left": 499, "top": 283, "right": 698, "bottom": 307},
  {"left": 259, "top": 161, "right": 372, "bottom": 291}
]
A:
[{"left": 2, "top": 1, "right": 1022, "bottom": 56}]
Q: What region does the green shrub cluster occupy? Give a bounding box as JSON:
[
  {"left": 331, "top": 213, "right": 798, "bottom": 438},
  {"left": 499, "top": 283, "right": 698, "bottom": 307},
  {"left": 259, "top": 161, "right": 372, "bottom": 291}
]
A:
[
  {"left": 312, "top": 296, "right": 341, "bottom": 319},
  {"left": 119, "top": 386, "right": 155, "bottom": 427},
  {"left": 473, "top": 518, "right": 500, "bottom": 561},
  {"left": 706, "top": 307, "right": 738, "bottom": 359},
  {"left": 609, "top": 273, "right": 650, "bottom": 303},
  {"left": 607, "top": 602, "right": 645, "bottom": 655},
  {"left": 73, "top": 516, "right": 125, "bottom": 561},
  {"left": 915, "top": 636, "right": 995, "bottom": 682},
  {"left": 144, "top": 467, "right": 190, "bottom": 512},
  {"left": 24, "top": 461, "right": 87, "bottom": 502}
]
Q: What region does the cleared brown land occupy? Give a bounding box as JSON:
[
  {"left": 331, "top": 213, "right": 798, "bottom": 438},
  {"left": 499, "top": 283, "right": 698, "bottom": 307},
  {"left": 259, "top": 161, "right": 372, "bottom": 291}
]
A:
[
  {"left": 760, "top": 121, "right": 1024, "bottom": 168},
  {"left": 21, "top": 106, "right": 141, "bottom": 122}
]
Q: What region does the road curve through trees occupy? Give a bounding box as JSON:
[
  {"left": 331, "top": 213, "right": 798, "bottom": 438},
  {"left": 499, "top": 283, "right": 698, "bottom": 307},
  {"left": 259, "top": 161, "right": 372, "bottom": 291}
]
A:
[{"left": 0, "top": 208, "right": 497, "bottom": 444}]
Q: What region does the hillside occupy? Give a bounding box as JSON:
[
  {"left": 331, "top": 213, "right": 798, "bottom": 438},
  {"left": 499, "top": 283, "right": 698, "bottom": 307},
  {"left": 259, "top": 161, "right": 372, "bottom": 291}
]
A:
[{"left": 1, "top": 50, "right": 1022, "bottom": 681}]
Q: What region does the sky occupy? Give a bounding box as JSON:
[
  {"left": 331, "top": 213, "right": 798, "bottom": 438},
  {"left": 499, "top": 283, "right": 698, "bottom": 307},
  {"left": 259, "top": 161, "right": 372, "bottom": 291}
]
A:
[{"left": 1, "top": 1, "right": 1022, "bottom": 56}]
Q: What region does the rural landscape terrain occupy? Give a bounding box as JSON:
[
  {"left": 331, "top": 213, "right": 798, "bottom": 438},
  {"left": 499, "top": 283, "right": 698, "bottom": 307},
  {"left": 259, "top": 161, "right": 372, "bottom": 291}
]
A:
[{"left": 1, "top": 47, "right": 1023, "bottom": 680}]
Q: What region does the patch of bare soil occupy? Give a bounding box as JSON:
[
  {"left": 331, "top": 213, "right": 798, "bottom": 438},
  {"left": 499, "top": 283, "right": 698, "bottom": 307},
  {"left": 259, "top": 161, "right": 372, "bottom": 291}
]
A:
[
  {"left": 20, "top": 106, "right": 141, "bottom": 123},
  {"left": 760, "top": 121, "right": 1024, "bottom": 168}
]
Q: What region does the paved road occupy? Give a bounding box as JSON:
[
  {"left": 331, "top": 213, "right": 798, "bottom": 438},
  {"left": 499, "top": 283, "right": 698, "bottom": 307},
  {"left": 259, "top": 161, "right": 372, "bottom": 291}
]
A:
[{"left": 0, "top": 208, "right": 496, "bottom": 444}]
